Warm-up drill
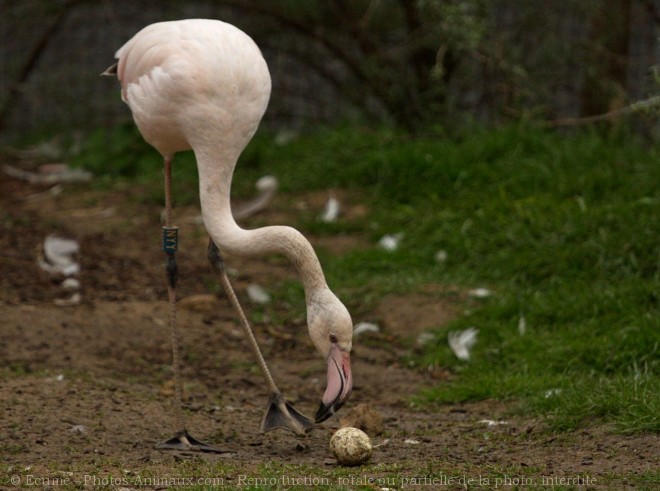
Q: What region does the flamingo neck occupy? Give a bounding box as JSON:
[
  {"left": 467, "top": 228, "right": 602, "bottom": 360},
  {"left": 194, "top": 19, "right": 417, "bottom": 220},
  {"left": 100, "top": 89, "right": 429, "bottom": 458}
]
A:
[{"left": 194, "top": 146, "right": 329, "bottom": 298}]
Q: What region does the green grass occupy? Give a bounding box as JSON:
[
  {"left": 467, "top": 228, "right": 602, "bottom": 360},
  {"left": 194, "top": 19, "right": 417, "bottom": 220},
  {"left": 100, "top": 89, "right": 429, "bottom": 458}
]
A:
[{"left": 73, "top": 123, "right": 659, "bottom": 434}]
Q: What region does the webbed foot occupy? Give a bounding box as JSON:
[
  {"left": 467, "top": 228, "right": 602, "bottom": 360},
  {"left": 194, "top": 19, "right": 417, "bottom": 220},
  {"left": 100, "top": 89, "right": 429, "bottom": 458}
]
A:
[
  {"left": 155, "top": 429, "right": 232, "bottom": 453},
  {"left": 260, "top": 393, "right": 316, "bottom": 436}
]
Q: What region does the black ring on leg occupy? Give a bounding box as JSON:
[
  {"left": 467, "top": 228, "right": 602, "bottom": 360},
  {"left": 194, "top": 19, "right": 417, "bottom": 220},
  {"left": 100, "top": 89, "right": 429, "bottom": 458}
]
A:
[
  {"left": 207, "top": 239, "right": 225, "bottom": 272},
  {"left": 166, "top": 252, "right": 178, "bottom": 289}
]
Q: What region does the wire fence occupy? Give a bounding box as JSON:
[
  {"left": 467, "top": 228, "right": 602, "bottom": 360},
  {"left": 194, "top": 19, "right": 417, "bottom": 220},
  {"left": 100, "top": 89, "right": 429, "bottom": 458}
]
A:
[{"left": 0, "top": 0, "right": 658, "bottom": 142}]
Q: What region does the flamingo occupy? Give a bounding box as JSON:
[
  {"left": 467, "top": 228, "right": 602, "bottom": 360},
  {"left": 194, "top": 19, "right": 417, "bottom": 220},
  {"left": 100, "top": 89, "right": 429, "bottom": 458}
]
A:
[{"left": 103, "top": 19, "right": 353, "bottom": 452}]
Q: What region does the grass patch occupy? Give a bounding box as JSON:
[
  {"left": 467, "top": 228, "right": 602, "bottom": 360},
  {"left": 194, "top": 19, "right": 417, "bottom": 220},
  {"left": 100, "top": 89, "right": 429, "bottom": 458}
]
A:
[{"left": 73, "top": 123, "right": 659, "bottom": 433}]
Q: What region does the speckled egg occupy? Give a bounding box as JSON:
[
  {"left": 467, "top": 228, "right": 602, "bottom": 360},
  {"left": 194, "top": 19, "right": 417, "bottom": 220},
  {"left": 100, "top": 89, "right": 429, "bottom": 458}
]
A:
[{"left": 330, "top": 427, "right": 373, "bottom": 466}]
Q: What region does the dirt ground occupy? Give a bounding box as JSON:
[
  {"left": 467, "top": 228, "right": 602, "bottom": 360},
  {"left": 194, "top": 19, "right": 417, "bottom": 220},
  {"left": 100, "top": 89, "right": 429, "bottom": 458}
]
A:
[{"left": 0, "top": 165, "right": 657, "bottom": 490}]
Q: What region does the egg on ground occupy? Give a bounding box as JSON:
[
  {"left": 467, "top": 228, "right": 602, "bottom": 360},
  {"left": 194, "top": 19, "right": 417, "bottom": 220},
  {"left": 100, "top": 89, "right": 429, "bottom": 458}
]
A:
[{"left": 330, "top": 427, "right": 373, "bottom": 466}]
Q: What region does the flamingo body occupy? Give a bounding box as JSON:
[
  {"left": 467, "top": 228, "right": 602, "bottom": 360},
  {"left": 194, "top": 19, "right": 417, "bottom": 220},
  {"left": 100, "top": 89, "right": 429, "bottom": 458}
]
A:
[{"left": 116, "top": 19, "right": 270, "bottom": 158}]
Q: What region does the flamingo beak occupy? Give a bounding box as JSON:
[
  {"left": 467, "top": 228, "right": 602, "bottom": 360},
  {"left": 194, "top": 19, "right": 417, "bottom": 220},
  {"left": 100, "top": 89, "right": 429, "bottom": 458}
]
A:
[{"left": 315, "top": 343, "right": 352, "bottom": 423}]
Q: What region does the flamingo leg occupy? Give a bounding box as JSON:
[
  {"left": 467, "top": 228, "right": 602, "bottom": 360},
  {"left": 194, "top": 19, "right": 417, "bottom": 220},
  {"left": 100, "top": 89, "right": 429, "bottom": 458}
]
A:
[
  {"left": 155, "top": 156, "right": 230, "bottom": 453},
  {"left": 207, "top": 240, "right": 316, "bottom": 436}
]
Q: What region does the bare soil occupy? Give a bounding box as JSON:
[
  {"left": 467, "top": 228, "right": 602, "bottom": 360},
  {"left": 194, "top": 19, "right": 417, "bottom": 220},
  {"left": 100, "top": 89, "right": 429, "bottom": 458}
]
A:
[{"left": 0, "top": 168, "right": 657, "bottom": 490}]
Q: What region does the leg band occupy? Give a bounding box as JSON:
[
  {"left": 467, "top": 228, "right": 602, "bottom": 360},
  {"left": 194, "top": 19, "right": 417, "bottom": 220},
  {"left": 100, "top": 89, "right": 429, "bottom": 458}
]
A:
[
  {"left": 162, "top": 226, "right": 179, "bottom": 253},
  {"left": 207, "top": 239, "right": 225, "bottom": 272}
]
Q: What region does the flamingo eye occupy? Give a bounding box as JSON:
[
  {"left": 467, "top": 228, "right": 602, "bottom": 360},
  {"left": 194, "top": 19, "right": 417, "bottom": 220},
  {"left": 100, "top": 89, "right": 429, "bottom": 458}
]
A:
[{"left": 330, "top": 334, "right": 338, "bottom": 343}]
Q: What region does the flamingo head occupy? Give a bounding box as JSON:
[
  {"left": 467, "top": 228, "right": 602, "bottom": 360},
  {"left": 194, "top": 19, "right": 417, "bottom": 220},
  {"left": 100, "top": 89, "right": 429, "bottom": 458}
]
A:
[{"left": 307, "top": 289, "right": 353, "bottom": 423}]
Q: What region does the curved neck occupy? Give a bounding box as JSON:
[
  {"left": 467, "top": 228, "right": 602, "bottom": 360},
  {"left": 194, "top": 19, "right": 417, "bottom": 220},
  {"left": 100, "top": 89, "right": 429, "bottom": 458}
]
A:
[{"left": 194, "top": 146, "right": 329, "bottom": 297}]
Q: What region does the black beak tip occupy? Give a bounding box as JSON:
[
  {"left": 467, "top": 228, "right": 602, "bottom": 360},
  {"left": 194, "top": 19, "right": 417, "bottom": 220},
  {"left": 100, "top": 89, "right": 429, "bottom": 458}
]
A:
[
  {"left": 315, "top": 401, "right": 345, "bottom": 424},
  {"left": 315, "top": 402, "right": 332, "bottom": 423}
]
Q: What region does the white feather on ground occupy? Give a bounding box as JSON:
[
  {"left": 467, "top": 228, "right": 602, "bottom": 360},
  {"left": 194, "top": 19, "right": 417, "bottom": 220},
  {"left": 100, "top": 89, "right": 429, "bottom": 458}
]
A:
[
  {"left": 246, "top": 284, "right": 271, "bottom": 304},
  {"left": 434, "top": 249, "right": 448, "bottom": 263},
  {"left": 182, "top": 175, "right": 279, "bottom": 224},
  {"left": 378, "top": 233, "right": 404, "bottom": 251},
  {"left": 479, "top": 419, "right": 509, "bottom": 426},
  {"left": 468, "top": 287, "right": 492, "bottom": 298},
  {"left": 39, "top": 235, "right": 80, "bottom": 276},
  {"left": 319, "top": 196, "right": 340, "bottom": 223},
  {"left": 3, "top": 164, "right": 92, "bottom": 185},
  {"left": 353, "top": 322, "right": 380, "bottom": 336},
  {"left": 448, "top": 327, "right": 479, "bottom": 361},
  {"left": 416, "top": 332, "right": 435, "bottom": 346},
  {"left": 231, "top": 175, "right": 279, "bottom": 221}
]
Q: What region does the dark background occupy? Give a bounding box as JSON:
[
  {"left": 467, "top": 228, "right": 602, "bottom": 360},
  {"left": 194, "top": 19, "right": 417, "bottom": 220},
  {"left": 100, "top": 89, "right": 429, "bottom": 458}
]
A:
[{"left": 0, "top": 0, "right": 658, "bottom": 140}]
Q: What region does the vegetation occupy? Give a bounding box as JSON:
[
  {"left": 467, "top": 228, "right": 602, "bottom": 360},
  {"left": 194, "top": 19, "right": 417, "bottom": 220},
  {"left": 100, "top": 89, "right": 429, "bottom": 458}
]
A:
[
  {"left": 187, "top": 0, "right": 654, "bottom": 130},
  {"left": 4, "top": 1, "right": 656, "bottom": 138},
  {"left": 74, "top": 123, "right": 659, "bottom": 434},
  {"left": 4, "top": 3, "right": 658, "bottom": 489}
]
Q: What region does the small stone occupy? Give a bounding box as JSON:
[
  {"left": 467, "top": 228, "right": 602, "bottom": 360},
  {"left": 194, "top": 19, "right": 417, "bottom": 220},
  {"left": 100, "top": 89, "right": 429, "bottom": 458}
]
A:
[
  {"left": 339, "top": 403, "right": 384, "bottom": 436},
  {"left": 54, "top": 293, "right": 81, "bottom": 307},
  {"left": 70, "top": 424, "right": 86, "bottom": 435},
  {"left": 61, "top": 278, "right": 81, "bottom": 291}
]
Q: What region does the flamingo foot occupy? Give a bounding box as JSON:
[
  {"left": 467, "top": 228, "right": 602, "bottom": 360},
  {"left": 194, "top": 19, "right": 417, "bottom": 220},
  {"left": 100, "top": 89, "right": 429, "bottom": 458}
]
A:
[
  {"left": 155, "top": 429, "right": 232, "bottom": 453},
  {"left": 261, "top": 393, "right": 316, "bottom": 436}
]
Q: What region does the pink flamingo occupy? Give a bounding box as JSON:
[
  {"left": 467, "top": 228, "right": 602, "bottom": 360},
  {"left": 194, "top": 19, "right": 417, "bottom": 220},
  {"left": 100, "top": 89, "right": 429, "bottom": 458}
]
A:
[{"left": 104, "top": 19, "right": 353, "bottom": 451}]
